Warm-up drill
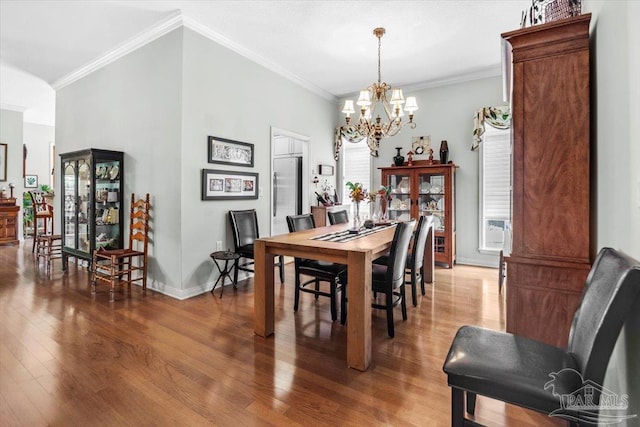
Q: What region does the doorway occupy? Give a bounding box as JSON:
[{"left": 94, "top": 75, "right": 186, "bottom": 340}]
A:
[{"left": 270, "top": 127, "right": 309, "bottom": 237}]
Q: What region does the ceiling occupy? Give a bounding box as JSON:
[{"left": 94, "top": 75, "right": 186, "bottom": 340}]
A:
[{"left": 0, "top": 0, "right": 527, "bottom": 124}]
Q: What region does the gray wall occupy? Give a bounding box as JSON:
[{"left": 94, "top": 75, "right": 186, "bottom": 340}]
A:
[
  {"left": 586, "top": 1, "right": 640, "bottom": 425},
  {"left": 179, "top": 28, "right": 337, "bottom": 297},
  {"left": 56, "top": 29, "right": 185, "bottom": 294},
  {"left": 55, "top": 27, "right": 337, "bottom": 299},
  {"left": 340, "top": 76, "right": 505, "bottom": 267}
]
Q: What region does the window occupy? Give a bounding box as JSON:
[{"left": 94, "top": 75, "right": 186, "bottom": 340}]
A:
[
  {"left": 479, "top": 125, "right": 511, "bottom": 253},
  {"left": 340, "top": 138, "right": 371, "bottom": 204}
]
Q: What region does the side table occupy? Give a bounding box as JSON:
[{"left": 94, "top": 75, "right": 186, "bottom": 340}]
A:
[{"left": 209, "top": 250, "right": 240, "bottom": 297}]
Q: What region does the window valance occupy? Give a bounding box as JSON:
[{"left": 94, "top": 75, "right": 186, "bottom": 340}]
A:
[{"left": 472, "top": 106, "right": 511, "bottom": 151}]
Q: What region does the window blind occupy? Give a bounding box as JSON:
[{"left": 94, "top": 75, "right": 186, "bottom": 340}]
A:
[{"left": 341, "top": 139, "right": 371, "bottom": 198}]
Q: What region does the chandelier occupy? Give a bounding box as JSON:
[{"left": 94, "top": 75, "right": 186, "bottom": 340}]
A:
[{"left": 337, "top": 27, "right": 418, "bottom": 158}]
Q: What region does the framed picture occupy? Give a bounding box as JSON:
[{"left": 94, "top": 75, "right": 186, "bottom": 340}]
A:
[
  {"left": 411, "top": 136, "right": 431, "bottom": 158},
  {"left": 318, "top": 164, "right": 334, "bottom": 176},
  {"left": 208, "top": 136, "right": 254, "bottom": 167},
  {"left": 202, "top": 169, "right": 259, "bottom": 200},
  {"left": 25, "top": 174, "right": 38, "bottom": 188},
  {"left": 0, "top": 143, "right": 6, "bottom": 181}
]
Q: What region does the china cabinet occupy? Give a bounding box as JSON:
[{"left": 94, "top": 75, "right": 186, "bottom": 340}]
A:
[
  {"left": 60, "top": 149, "right": 124, "bottom": 268},
  {"left": 0, "top": 197, "right": 19, "bottom": 246},
  {"left": 502, "top": 14, "right": 592, "bottom": 347},
  {"left": 380, "top": 162, "right": 456, "bottom": 267}
]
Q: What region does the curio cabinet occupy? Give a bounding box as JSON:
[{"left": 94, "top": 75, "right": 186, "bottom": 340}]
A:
[{"left": 60, "top": 149, "right": 124, "bottom": 268}]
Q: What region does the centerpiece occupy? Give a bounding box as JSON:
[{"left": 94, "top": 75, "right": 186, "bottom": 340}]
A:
[{"left": 345, "top": 181, "right": 369, "bottom": 227}]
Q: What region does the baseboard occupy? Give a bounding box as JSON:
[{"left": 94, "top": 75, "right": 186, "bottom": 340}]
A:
[{"left": 455, "top": 257, "right": 499, "bottom": 269}]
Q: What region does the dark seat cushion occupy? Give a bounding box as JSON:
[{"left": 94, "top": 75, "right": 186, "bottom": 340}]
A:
[
  {"left": 299, "top": 260, "right": 346, "bottom": 277},
  {"left": 373, "top": 252, "right": 414, "bottom": 269},
  {"left": 443, "top": 326, "right": 580, "bottom": 414}
]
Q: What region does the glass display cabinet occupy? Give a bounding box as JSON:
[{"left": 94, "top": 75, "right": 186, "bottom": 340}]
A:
[
  {"left": 60, "top": 149, "right": 124, "bottom": 268},
  {"left": 380, "top": 162, "right": 456, "bottom": 267}
]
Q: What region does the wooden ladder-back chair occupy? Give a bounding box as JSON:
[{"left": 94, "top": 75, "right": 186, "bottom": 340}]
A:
[
  {"left": 28, "top": 191, "right": 54, "bottom": 253},
  {"left": 91, "top": 193, "right": 150, "bottom": 301}
]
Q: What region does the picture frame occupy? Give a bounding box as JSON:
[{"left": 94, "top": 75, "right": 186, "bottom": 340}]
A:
[
  {"left": 25, "top": 174, "right": 38, "bottom": 188},
  {"left": 0, "top": 143, "right": 6, "bottom": 181},
  {"left": 411, "top": 136, "right": 431, "bottom": 158},
  {"left": 208, "top": 136, "right": 254, "bottom": 167},
  {"left": 202, "top": 169, "right": 259, "bottom": 200},
  {"left": 318, "top": 164, "right": 334, "bottom": 176}
]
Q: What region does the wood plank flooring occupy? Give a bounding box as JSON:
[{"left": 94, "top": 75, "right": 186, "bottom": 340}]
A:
[{"left": 0, "top": 242, "right": 563, "bottom": 426}]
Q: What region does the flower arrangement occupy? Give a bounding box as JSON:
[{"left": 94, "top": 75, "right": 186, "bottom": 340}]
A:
[{"left": 345, "top": 181, "right": 368, "bottom": 203}]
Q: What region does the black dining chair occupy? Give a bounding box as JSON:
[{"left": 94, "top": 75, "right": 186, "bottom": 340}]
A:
[
  {"left": 327, "top": 209, "right": 349, "bottom": 225},
  {"left": 442, "top": 247, "right": 640, "bottom": 427},
  {"left": 229, "top": 209, "right": 285, "bottom": 285},
  {"left": 374, "top": 215, "right": 433, "bottom": 306},
  {"left": 342, "top": 220, "right": 415, "bottom": 336},
  {"left": 286, "top": 213, "right": 347, "bottom": 323}
]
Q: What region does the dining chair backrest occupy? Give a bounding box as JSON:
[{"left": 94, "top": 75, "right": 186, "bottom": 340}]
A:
[
  {"left": 229, "top": 209, "right": 259, "bottom": 250},
  {"left": 386, "top": 220, "right": 416, "bottom": 290},
  {"left": 567, "top": 247, "right": 640, "bottom": 386},
  {"left": 286, "top": 213, "right": 316, "bottom": 233},
  {"left": 327, "top": 210, "right": 349, "bottom": 225},
  {"left": 411, "top": 215, "right": 433, "bottom": 273}
]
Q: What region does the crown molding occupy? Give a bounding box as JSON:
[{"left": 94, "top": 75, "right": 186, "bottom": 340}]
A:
[
  {"left": 336, "top": 65, "right": 503, "bottom": 100},
  {"left": 51, "top": 11, "right": 183, "bottom": 90},
  {"left": 50, "top": 11, "right": 336, "bottom": 102},
  {"left": 403, "top": 65, "right": 503, "bottom": 93},
  {"left": 182, "top": 16, "right": 335, "bottom": 102},
  {"left": 0, "top": 103, "right": 27, "bottom": 113}
]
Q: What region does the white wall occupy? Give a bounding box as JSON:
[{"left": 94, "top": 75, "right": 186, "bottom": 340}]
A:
[
  {"left": 56, "top": 28, "right": 184, "bottom": 296},
  {"left": 24, "top": 122, "right": 54, "bottom": 189},
  {"left": 585, "top": 1, "right": 640, "bottom": 425},
  {"left": 179, "top": 28, "right": 337, "bottom": 298},
  {"left": 0, "top": 108, "right": 24, "bottom": 240},
  {"left": 339, "top": 76, "right": 504, "bottom": 268}
]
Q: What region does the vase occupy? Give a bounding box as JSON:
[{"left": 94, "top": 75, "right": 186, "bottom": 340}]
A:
[
  {"left": 393, "top": 147, "right": 405, "bottom": 166},
  {"left": 380, "top": 196, "right": 389, "bottom": 220},
  {"left": 398, "top": 177, "right": 410, "bottom": 194},
  {"left": 353, "top": 201, "right": 361, "bottom": 227},
  {"left": 439, "top": 140, "right": 449, "bottom": 164}
]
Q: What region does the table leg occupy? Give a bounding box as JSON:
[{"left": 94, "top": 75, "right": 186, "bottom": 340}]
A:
[
  {"left": 254, "top": 240, "right": 275, "bottom": 337},
  {"left": 347, "top": 250, "right": 372, "bottom": 371}
]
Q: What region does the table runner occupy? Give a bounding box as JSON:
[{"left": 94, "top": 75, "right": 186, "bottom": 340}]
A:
[{"left": 310, "top": 224, "right": 395, "bottom": 243}]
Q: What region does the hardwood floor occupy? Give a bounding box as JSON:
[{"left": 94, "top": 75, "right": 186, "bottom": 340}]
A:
[{"left": 0, "top": 242, "right": 563, "bottom": 426}]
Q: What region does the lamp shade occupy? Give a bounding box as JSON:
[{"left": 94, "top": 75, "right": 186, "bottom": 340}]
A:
[
  {"left": 390, "top": 89, "right": 405, "bottom": 106},
  {"left": 404, "top": 96, "right": 419, "bottom": 113},
  {"left": 342, "top": 100, "right": 355, "bottom": 116},
  {"left": 357, "top": 90, "right": 372, "bottom": 107}
]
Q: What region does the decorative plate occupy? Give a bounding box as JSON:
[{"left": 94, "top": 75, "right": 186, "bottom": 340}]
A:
[
  {"left": 420, "top": 182, "right": 431, "bottom": 193},
  {"left": 97, "top": 166, "right": 106, "bottom": 179},
  {"left": 109, "top": 165, "right": 119, "bottom": 180},
  {"left": 437, "top": 198, "right": 444, "bottom": 211},
  {"left": 432, "top": 215, "right": 443, "bottom": 230}
]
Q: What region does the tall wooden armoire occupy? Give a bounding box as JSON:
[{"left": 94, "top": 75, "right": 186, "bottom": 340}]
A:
[{"left": 502, "top": 14, "right": 593, "bottom": 347}]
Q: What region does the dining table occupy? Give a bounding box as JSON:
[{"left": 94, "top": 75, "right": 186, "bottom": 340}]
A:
[{"left": 254, "top": 221, "right": 428, "bottom": 371}]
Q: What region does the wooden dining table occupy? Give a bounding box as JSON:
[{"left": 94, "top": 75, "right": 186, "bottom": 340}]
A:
[{"left": 254, "top": 222, "right": 399, "bottom": 371}]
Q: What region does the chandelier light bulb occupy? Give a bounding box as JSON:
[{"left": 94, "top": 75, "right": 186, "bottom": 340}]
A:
[
  {"left": 390, "top": 89, "right": 405, "bottom": 106},
  {"left": 404, "top": 96, "right": 419, "bottom": 113},
  {"left": 342, "top": 100, "right": 355, "bottom": 116}
]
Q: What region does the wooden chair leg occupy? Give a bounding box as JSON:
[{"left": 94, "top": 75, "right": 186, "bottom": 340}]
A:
[
  {"left": 466, "top": 392, "right": 476, "bottom": 415},
  {"left": 401, "top": 287, "right": 408, "bottom": 321},
  {"left": 330, "top": 281, "right": 337, "bottom": 321},
  {"left": 233, "top": 259, "right": 239, "bottom": 284},
  {"left": 294, "top": 267, "right": 301, "bottom": 312},
  {"left": 278, "top": 255, "right": 285, "bottom": 283},
  {"left": 410, "top": 268, "right": 418, "bottom": 306},
  {"left": 386, "top": 291, "right": 395, "bottom": 338},
  {"left": 420, "top": 266, "right": 426, "bottom": 295},
  {"left": 340, "top": 282, "right": 347, "bottom": 325},
  {"left": 451, "top": 388, "right": 465, "bottom": 427}
]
